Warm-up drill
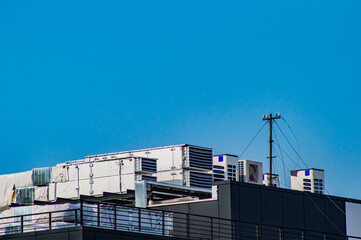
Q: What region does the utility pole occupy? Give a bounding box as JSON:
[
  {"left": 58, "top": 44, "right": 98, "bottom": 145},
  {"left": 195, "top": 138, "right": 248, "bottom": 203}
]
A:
[{"left": 262, "top": 113, "right": 281, "bottom": 186}]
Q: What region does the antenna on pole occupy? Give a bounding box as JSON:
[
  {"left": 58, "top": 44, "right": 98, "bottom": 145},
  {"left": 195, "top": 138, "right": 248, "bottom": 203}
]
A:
[{"left": 262, "top": 113, "right": 281, "bottom": 186}]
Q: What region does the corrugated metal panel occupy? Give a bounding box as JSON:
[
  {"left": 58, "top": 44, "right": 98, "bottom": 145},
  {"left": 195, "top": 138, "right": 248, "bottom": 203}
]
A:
[
  {"left": 32, "top": 167, "right": 52, "bottom": 186},
  {"left": 15, "top": 187, "right": 35, "bottom": 205}
]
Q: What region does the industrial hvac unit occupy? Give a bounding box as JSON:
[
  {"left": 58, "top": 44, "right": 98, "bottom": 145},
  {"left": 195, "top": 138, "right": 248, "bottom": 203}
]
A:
[
  {"left": 290, "top": 168, "right": 324, "bottom": 194},
  {"left": 238, "top": 160, "right": 263, "bottom": 185},
  {"left": 263, "top": 173, "right": 280, "bottom": 187},
  {"left": 86, "top": 144, "right": 213, "bottom": 189},
  {"left": 50, "top": 157, "right": 157, "bottom": 199},
  {"left": 212, "top": 154, "right": 239, "bottom": 182}
]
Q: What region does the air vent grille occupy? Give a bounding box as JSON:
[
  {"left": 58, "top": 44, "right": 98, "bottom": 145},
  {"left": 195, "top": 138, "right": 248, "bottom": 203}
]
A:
[
  {"left": 142, "top": 175, "right": 157, "bottom": 182},
  {"left": 239, "top": 161, "right": 245, "bottom": 182},
  {"left": 190, "top": 171, "right": 212, "bottom": 188},
  {"left": 188, "top": 146, "right": 213, "bottom": 170},
  {"left": 141, "top": 158, "right": 157, "bottom": 173}
]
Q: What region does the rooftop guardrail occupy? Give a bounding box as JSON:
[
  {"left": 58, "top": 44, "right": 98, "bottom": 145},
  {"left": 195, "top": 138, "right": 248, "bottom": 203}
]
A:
[{"left": 0, "top": 200, "right": 359, "bottom": 240}]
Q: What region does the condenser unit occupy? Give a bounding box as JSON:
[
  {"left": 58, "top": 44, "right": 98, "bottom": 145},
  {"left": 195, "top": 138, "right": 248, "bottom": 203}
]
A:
[{"left": 238, "top": 160, "right": 263, "bottom": 185}]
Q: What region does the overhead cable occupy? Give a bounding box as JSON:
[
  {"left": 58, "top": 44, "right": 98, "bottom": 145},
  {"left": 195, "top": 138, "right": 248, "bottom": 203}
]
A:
[
  {"left": 272, "top": 142, "right": 345, "bottom": 235},
  {"left": 274, "top": 121, "right": 309, "bottom": 168},
  {"left": 281, "top": 116, "right": 301, "bottom": 153},
  {"left": 273, "top": 129, "right": 288, "bottom": 187},
  {"left": 275, "top": 119, "right": 346, "bottom": 216},
  {"left": 239, "top": 121, "right": 268, "bottom": 159}
]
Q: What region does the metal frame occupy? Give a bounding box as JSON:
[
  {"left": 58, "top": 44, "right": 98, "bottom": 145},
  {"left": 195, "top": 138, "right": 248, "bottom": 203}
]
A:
[{"left": 1, "top": 200, "right": 360, "bottom": 240}]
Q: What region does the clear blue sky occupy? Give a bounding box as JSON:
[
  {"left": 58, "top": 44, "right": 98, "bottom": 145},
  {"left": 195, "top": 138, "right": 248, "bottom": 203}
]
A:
[{"left": 0, "top": 1, "right": 360, "bottom": 198}]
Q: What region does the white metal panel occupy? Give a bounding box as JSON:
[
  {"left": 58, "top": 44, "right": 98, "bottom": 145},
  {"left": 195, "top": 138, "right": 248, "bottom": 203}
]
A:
[
  {"left": 346, "top": 202, "right": 361, "bottom": 239},
  {"left": 108, "top": 160, "right": 121, "bottom": 176},
  {"left": 54, "top": 165, "right": 80, "bottom": 198},
  {"left": 157, "top": 169, "right": 183, "bottom": 185},
  {"left": 89, "top": 159, "right": 123, "bottom": 194},
  {"left": 48, "top": 183, "right": 56, "bottom": 201},
  {"left": 66, "top": 165, "right": 79, "bottom": 182},
  {"left": 55, "top": 181, "right": 79, "bottom": 199},
  {"left": 34, "top": 186, "right": 48, "bottom": 202},
  {"left": 89, "top": 176, "right": 120, "bottom": 195},
  {"left": 51, "top": 164, "right": 67, "bottom": 183},
  {"left": 120, "top": 174, "right": 136, "bottom": 192},
  {"left": 78, "top": 163, "right": 90, "bottom": 180},
  {"left": 114, "top": 147, "right": 183, "bottom": 172},
  {"left": 91, "top": 160, "right": 120, "bottom": 178},
  {"left": 105, "top": 176, "right": 121, "bottom": 193},
  {"left": 79, "top": 179, "right": 91, "bottom": 195},
  {"left": 121, "top": 158, "right": 135, "bottom": 175},
  {"left": 88, "top": 146, "right": 183, "bottom": 172}
]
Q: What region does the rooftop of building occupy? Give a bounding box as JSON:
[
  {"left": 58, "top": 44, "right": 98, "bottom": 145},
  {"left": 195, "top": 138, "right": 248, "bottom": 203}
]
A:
[
  {"left": 86, "top": 144, "right": 213, "bottom": 158},
  {"left": 213, "top": 154, "right": 238, "bottom": 157}
]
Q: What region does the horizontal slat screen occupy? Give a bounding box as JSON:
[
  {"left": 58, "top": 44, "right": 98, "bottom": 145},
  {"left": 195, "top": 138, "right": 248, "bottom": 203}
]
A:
[
  {"left": 188, "top": 146, "right": 213, "bottom": 170},
  {"left": 190, "top": 171, "right": 213, "bottom": 188}
]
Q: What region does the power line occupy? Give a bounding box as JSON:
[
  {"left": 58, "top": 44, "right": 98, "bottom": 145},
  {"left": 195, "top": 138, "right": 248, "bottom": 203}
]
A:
[
  {"left": 274, "top": 119, "right": 346, "bottom": 216},
  {"left": 239, "top": 121, "right": 268, "bottom": 159},
  {"left": 274, "top": 121, "right": 309, "bottom": 168},
  {"left": 272, "top": 141, "right": 303, "bottom": 169},
  {"left": 273, "top": 129, "right": 288, "bottom": 188},
  {"left": 289, "top": 171, "right": 346, "bottom": 235},
  {"left": 272, "top": 140, "right": 345, "bottom": 235},
  {"left": 280, "top": 117, "right": 301, "bottom": 170},
  {"left": 281, "top": 116, "right": 301, "bottom": 153},
  {"left": 272, "top": 151, "right": 278, "bottom": 179},
  {"left": 241, "top": 114, "right": 346, "bottom": 221}
]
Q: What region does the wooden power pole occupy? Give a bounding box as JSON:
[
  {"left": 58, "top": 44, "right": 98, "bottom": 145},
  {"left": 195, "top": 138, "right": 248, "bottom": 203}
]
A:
[{"left": 262, "top": 113, "right": 281, "bottom": 186}]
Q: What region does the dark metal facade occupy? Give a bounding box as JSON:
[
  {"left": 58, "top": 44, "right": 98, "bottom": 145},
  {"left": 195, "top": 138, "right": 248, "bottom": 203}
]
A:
[{"left": 155, "top": 181, "right": 358, "bottom": 239}]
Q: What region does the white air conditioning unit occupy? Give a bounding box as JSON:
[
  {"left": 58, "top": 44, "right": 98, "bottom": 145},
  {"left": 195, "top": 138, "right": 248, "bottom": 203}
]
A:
[{"left": 238, "top": 160, "right": 263, "bottom": 185}]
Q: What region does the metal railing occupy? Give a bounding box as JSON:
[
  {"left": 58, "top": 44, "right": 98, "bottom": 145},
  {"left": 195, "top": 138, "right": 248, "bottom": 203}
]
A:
[{"left": 0, "top": 201, "right": 360, "bottom": 240}]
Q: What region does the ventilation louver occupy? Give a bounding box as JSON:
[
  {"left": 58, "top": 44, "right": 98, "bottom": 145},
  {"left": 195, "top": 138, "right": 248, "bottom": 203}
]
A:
[
  {"left": 190, "top": 171, "right": 213, "bottom": 188},
  {"left": 140, "top": 158, "right": 157, "bottom": 173},
  {"left": 188, "top": 146, "right": 213, "bottom": 170},
  {"left": 142, "top": 175, "right": 157, "bottom": 182}
]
